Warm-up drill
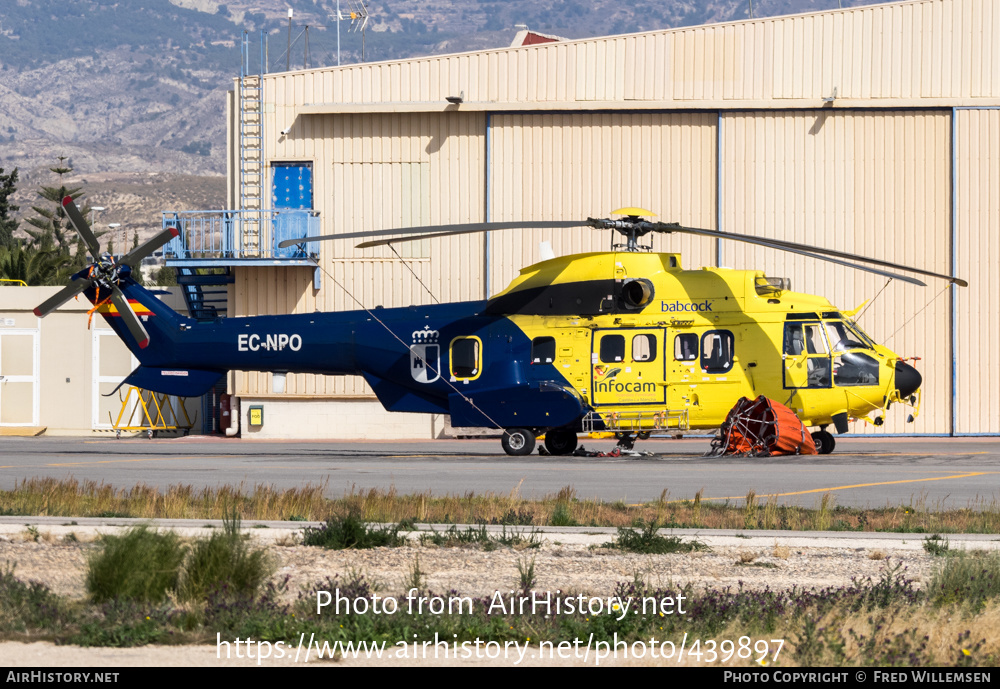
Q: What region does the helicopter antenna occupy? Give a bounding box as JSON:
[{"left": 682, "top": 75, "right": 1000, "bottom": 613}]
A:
[
  {"left": 388, "top": 244, "right": 440, "bottom": 303},
  {"left": 855, "top": 278, "right": 892, "bottom": 323}
]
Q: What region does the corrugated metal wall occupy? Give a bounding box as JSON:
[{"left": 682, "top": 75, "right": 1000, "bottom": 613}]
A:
[
  {"left": 234, "top": 0, "right": 1000, "bottom": 433},
  {"left": 488, "top": 112, "right": 718, "bottom": 293},
  {"left": 277, "top": 0, "right": 999, "bottom": 109},
  {"left": 720, "top": 110, "right": 953, "bottom": 434},
  {"left": 234, "top": 111, "right": 486, "bottom": 397},
  {"left": 955, "top": 108, "right": 1000, "bottom": 434}
]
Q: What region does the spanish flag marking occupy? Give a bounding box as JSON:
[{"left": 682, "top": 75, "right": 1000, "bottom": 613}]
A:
[{"left": 96, "top": 300, "right": 155, "bottom": 316}]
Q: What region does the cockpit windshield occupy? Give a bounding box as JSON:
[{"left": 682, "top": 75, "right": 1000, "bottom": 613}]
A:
[
  {"left": 824, "top": 321, "right": 872, "bottom": 351},
  {"left": 844, "top": 318, "right": 878, "bottom": 348}
]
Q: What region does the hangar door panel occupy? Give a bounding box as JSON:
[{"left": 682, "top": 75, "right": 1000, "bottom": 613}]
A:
[
  {"left": 720, "top": 110, "right": 952, "bottom": 434},
  {"left": 488, "top": 112, "right": 718, "bottom": 295},
  {"left": 955, "top": 108, "right": 1000, "bottom": 434}
]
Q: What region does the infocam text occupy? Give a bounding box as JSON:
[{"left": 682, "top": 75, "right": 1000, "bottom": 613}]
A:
[{"left": 661, "top": 300, "right": 714, "bottom": 312}]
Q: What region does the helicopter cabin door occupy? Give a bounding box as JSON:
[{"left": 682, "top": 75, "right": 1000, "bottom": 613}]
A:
[
  {"left": 782, "top": 321, "right": 832, "bottom": 389},
  {"left": 591, "top": 329, "right": 665, "bottom": 406}
]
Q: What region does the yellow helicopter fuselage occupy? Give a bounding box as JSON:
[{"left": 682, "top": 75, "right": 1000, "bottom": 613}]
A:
[{"left": 495, "top": 251, "right": 915, "bottom": 434}]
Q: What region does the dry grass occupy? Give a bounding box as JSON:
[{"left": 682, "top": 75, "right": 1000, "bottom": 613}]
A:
[
  {"left": 869, "top": 550, "right": 888, "bottom": 560},
  {"left": 3, "top": 478, "right": 1000, "bottom": 533},
  {"left": 736, "top": 550, "right": 758, "bottom": 564},
  {"left": 772, "top": 543, "right": 791, "bottom": 559}
]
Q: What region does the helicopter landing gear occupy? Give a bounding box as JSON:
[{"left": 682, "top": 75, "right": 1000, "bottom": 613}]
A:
[
  {"left": 543, "top": 429, "right": 578, "bottom": 455},
  {"left": 501, "top": 428, "right": 536, "bottom": 456},
  {"left": 812, "top": 429, "right": 836, "bottom": 455}
]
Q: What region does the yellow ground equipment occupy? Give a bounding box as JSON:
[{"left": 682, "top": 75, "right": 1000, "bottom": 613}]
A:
[{"left": 110, "top": 386, "right": 196, "bottom": 438}]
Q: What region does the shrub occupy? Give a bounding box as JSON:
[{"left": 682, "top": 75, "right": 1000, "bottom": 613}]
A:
[
  {"left": 0, "top": 563, "right": 71, "bottom": 634},
  {"left": 86, "top": 525, "right": 185, "bottom": 603},
  {"left": 302, "top": 511, "right": 407, "bottom": 549},
  {"left": 605, "top": 520, "right": 709, "bottom": 554},
  {"left": 179, "top": 513, "right": 276, "bottom": 602}
]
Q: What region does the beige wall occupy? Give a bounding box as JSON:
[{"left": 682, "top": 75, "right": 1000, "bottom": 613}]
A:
[
  {"left": 225, "top": 0, "right": 1000, "bottom": 436},
  {"left": 955, "top": 107, "right": 1000, "bottom": 434},
  {"left": 720, "top": 110, "right": 953, "bottom": 434},
  {"left": 0, "top": 287, "right": 200, "bottom": 435}
]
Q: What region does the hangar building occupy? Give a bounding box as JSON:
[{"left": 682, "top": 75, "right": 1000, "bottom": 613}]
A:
[{"left": 156, "top": 0, "right": 998, "bottom": 440}]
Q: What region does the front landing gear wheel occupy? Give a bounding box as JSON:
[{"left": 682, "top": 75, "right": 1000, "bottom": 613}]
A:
[
  {"left": 544, "top": 430, "right": 578, "bottom": 456},
  {"left": 812, "top": 430, "right": 836, "bottom": 455},
  {"left": 501, "top": 428, "right": 536, "bottom": 456}
]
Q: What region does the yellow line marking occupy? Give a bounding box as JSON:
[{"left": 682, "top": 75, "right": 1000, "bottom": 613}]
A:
[
  {"left": 687, "top": 472, "right": 999, "bottom": 503},
  {"left": 38, "top": 456, "right": 228, "bottom": 468}
]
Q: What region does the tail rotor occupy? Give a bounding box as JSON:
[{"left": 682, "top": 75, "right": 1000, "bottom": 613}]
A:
[{"left": 32, "top": 196, "right": 179, "bottom": 349}]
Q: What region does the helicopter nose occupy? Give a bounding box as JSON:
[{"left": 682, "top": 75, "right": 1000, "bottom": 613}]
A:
[{"left": 895, "top": 361, "right": 922, "bottom": 400}]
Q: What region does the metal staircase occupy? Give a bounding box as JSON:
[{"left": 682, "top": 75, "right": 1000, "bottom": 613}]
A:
[{"left": 177, "top": 267, "right": 234, "bottom": 321}]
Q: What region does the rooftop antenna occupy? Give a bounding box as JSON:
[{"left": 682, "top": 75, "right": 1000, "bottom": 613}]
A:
[
  {"left": 286, "top": 7, "right": 293, "bottom": 71},
  {"left": 330, "top": 0, "right": 371, "bottom": 65}
]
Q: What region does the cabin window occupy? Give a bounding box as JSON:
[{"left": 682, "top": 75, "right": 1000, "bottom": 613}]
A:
[
  {"left": 632, "top": 334, "right": 656, "bottom": 362},
  {"left": 674, "top": 334, "right": 698, "bottom": 361},
  {"left": 599, "top": 335, "right": 625, "bottom": 363},
  {"left": 450, "top": 337, "right": 481, "bottom": 379},
  {"left": 701, "top": 330, "right": 734, "bottom": 373},
  {"left": 531, "top": 337, "right": 556, "bottom": 364}
]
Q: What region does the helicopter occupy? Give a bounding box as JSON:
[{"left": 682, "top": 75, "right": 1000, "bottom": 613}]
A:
[{"left": 36, "top": 198, "right": 966, "bottom": 456}]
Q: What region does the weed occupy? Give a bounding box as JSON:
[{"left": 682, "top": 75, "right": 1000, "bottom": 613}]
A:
[
  {"left": 517, "top": 556, "right": 537, "bottom": 593},
  {"left": 869, "top": 550, "right": 888, "bottom": 561},
  {"left": 0, "top": 563, "right": 72, "bottom": 634},
  {"left": 405, "top": 555, "right": 425, "bottom": 592},
  {"left": 549, "top": 502, "right": 577, "bottom": 527},
  {"left": 62, "top": 533, "right": 79, "bottom": 543},
  {"left": 772, "top": 543, "right": 791, "bottom": 559},
  {"left": 86, "top": 526, "right": 185, "bottom": 604},
  {"left": 923, "top": 534, "right": 951, "bottom": 557},
  {"left": 605, "top": 521, "right": 709, "bottom": 554},
  {"left": 287, "top": 515, "right": 307, "bottom": 522},
  {"left": 736, "top": 551, "right": 758, "bottom": 565},
  {"left": 930, "top": 551, "right": 1000, "bottom": 610},
  {"left": 23, "top": 525, "right": 39, "bottom": 542},
  {"left": 743, "top": 490, "right": 758, "bottom": 529},
  {"left": 419, "top": 524, "right": 541, "bottom": 550},
  {"left": 179, "top": 511, "right": 276, "bottom": 602},
  {"left": 301, "top": 511, "right": 406, "bottom": 550}
]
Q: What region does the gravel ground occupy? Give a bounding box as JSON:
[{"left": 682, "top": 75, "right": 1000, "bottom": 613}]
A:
[{"left": 0, "top": 522, "right": 984, "bottom": 667}]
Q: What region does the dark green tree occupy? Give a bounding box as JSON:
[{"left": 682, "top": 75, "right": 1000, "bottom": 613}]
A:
[
  {"left": 0, "top": 166, "right": 19, "bottom": 250},
  {"left": 21, "top": 157, "right": 93, "bottom": 284}
]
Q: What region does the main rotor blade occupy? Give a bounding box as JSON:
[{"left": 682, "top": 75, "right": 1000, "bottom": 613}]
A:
[
  {"left": 652, "top": 223, "right": 966, "bottom": 287},
  {"left": 277, "top": 220, "right": 588, "bottom": 249},
  {"left": 744, "top": 238, "right": 926, "bottom": 286},
  {"left": 110, "top": 286, "right": 150, "bottom": 349},
  {"left": 61, "top": 196, "right": 103, "bottom": 260},
  {"left": 119, "top": 226, "right": 181, "bottom": 269},
  {"left": 32, "top": 277, "right": 95, "bottom": 317}
]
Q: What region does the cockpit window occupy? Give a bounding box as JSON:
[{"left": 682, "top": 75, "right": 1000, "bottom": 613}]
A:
[
  {"left": 824, "top": 321, "right": 871, "bottom": 351},
  {"left": 845, "top": 319, "right": 878, "bottom": 348}
]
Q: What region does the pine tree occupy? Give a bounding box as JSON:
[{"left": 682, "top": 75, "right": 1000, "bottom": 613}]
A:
[{"left": 0, "top": 166, "right": 19, "bottom": 250}]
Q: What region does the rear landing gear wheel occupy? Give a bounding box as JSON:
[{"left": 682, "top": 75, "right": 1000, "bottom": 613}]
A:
[
  {"left": 812, "top": 430, "right": 836, "bottom": 455},
  {"left": 501, "top": 428, "right": 536, "bottom": 456},
  {"left": 544, "top": 430, "right": 578, "bottom": 456}
]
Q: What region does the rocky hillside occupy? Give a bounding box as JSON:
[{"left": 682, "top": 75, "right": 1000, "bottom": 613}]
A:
[{"left": 0, "top": 0, "right": 889, "bottom": 240}]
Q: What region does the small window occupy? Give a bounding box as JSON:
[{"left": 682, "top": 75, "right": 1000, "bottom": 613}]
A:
[
  {"left": 599, "top": 335, "right": 625, "bottom": 363},
  {"left": 531, "top": 337, "right": 556, "bottom": 364},
  {"left": 701, "top": 330, "right": 734, "bottom": 373},
  {"left": 632, "top": 334, "right": 656, "bottom": 362},
  {"left": 451, "top": 337, "right": 481, "bottom": 379},
  {"left": 674, "top": 333, "right": 698, "bottom": 361}
]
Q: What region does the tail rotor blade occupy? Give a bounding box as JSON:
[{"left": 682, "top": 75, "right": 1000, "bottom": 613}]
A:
[
  {"left": 62, "top": 196, "right": 103, "bottom": 260},
  {"left": 110, "top": 286, "right": 150, "bottom": 349},
  {"left": 119, "top": 226, "right": 181, "bottom": 268},
  {"left": 33, "top": 277, "right": 95, "bottom": 317}
]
